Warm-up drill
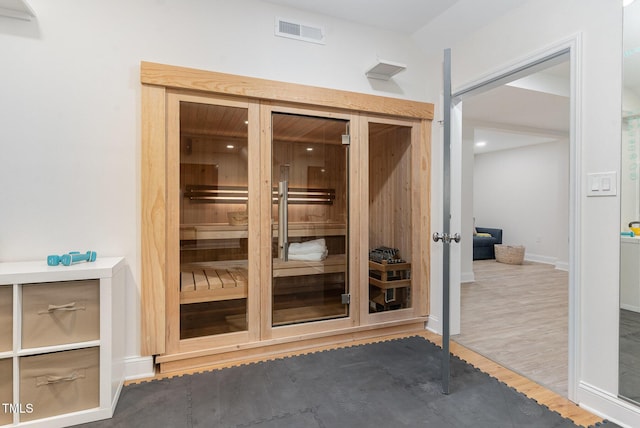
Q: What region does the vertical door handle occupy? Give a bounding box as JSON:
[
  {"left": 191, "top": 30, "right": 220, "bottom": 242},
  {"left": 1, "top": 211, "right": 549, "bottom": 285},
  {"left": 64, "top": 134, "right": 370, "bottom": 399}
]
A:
[{"left": 278, "top": 180, "right": 289, "bottom": 261}]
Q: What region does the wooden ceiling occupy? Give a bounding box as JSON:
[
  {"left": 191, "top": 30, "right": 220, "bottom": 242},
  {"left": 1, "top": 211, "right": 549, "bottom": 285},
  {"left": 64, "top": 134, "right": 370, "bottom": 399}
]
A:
[
  {"left": 272, "top": 113, "right": 346, "bottom": 145},
  {"left": 180, "top": 102, "right": 409, "bottom": 145},
  {"left": 180, "top": 102, "right": 248, "bottom": 140}
]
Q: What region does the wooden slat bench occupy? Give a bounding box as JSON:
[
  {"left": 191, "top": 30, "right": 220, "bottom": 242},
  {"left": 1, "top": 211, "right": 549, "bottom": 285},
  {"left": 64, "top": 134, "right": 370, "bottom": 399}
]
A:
[
  {"left": 180, "top": 254, "right": 347, "bottom": 304},
  {"left": 180, "top": 263, "right": 248, "bottom": 304}
]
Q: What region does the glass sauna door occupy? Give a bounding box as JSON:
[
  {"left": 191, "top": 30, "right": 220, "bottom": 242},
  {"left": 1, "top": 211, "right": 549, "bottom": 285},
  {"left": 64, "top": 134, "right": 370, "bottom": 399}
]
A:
[
  {"left": 271, "top": 113, "right": 349, "bottom": 326},
  {"left": 176, "top": 99, "right": 251, "bottom": 340}
]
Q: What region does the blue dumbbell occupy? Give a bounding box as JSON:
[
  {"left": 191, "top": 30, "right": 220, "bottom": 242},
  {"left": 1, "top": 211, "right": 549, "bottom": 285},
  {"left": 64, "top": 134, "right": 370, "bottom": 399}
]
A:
[{"left": 47, "top": 251, "right": 97, "bottom": 266}]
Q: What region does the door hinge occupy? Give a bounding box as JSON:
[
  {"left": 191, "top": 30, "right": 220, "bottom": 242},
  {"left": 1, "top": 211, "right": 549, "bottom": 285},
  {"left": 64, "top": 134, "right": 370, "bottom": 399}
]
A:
[
  {"left": 341, "top": 134, "right": 350, "bottom": 145},
  {"left": 341, "top": 293, "right": 351, "bottom": 304}
]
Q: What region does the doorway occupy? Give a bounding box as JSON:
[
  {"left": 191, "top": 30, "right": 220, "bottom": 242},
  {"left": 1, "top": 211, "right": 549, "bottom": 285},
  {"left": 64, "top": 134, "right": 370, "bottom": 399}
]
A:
[{"left": 446, "top": 47, "right": 578, "bottom": 400}]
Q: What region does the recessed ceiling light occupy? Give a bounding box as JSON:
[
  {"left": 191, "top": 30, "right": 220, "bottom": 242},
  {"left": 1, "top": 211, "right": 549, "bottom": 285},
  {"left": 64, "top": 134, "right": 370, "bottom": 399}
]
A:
[
  {"left": 475, "top": 141, "right": 487, "bottom": 147},
  {"left": 244, "top": 120, "right": 249, "bottom": 125},
  {"left": 306, "top": 147, "right": 313, "bottom": 152},
  {"left": 227, "top": 145, "right": 234, "bottom": 149}
]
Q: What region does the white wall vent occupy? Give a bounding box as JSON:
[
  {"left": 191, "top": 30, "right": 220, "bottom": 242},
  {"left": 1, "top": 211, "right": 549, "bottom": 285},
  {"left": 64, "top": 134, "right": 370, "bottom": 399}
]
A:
[{"left": 275, "top": 17, "right": 325, "bottom": 45}]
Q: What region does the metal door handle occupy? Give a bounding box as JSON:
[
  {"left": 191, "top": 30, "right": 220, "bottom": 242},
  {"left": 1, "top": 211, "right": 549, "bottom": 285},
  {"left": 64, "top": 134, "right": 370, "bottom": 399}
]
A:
[
  {"left": 278, "top": 180, "right": 289, "bottom": 261},
  {"left": 433, "top": 232, "right": 461, "bottom": 243}
]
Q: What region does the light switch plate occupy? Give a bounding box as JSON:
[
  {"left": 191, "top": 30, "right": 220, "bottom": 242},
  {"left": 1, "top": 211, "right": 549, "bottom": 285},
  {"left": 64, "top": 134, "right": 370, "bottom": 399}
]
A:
[{"left": 587, "top": 172, "right": 617, "bottom": 197}]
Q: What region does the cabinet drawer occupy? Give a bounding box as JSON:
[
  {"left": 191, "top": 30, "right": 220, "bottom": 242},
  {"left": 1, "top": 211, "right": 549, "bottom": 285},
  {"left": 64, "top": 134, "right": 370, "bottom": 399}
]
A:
[
  {"left": 0, "top": 358, "right": 12, "bottom": 425},
  {"left": 19, "top": 347, "right": 99, "bottom": 422},
  {"left": 0, "top": 286, "right": 11, "bottom": 352},
  {"left": 22, "top": 280, "right": 99, "bottom": 349}
]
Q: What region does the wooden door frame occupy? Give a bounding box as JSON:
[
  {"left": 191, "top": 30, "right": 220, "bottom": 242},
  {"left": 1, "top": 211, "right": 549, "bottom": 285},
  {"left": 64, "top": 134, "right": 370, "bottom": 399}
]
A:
[{"left": 140, "top": 61, "right": 434, "bottom": 357}]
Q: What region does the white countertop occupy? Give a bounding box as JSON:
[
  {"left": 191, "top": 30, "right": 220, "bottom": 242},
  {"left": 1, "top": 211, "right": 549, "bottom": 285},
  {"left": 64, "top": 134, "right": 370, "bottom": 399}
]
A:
[{"left": 0, "top": 257, "right": 125, "bottom": 284}]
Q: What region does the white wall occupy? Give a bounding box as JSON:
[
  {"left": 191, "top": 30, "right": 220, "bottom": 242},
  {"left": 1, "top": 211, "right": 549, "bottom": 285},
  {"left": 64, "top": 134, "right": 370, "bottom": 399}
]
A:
[
  {"left": 421, "top": 0, "right": 630, "bottom": 424},
  {"left": 473, "top": 140, "right": 569, "bottom": 267},
  {"left": 0, "top": 0, "right": 634, "bottom": 424},
  {"left": 0, "top": 0, "right": 429, "bottom": 374}
]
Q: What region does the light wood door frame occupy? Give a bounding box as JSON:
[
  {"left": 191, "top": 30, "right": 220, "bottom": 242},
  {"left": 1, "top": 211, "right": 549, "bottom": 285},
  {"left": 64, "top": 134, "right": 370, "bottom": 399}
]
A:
[
  {"left": 360, "top": 115, "right": 431, "bottom": 325},
  {"left": 164, "top": 91, "right": 260, "bottom": 356},
  {"left": 261, "top": 102, "right": 359, "bottom": 340}
]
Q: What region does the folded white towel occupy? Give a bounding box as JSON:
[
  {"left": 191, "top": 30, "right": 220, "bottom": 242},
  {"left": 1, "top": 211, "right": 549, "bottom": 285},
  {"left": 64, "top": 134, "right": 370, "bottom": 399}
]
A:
[
  {"left": 288, "top": 249, "right": 328, "bottom": 261},
  {"left": 288, "top": 238, "right": 327, "bottom": 255}
]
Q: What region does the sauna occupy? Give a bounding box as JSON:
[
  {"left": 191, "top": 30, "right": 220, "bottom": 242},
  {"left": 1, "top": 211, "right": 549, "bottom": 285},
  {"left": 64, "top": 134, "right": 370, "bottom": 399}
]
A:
[{"left": 141, "top": 62, "right": 432, "bottom": 372}]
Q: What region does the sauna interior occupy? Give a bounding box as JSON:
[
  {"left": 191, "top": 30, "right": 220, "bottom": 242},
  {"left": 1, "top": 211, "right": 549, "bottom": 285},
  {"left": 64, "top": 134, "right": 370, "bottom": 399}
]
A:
[
  {"left": 368, "top": 123, "right": 413, "bottom": 313},
  {"left": 179, "top": 102, "right": 250, "bottom": 339},
  {"left": 141, "top": 62, "right": 432, "bottom": 372},
  {"left": 179, "top": 106, "right": 351, "bottom": 338}
]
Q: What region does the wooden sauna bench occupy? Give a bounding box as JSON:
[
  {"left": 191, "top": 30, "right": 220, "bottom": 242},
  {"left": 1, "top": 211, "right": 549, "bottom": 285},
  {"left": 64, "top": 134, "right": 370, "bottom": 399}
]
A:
[
  {"left": 180, "top": 261, "right": 248, "bottom": 305},
  {"left": 180, "top": 222, "right": 347, "bottom": 241},
  {"left": 180, "top": 255, "right": 347, "bottom": 304}
]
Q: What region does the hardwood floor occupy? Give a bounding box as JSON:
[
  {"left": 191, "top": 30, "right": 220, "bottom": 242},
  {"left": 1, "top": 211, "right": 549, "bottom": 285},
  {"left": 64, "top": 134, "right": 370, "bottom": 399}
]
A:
[{"left": 454, "top": 259, "right": 569, "bottom": 396}]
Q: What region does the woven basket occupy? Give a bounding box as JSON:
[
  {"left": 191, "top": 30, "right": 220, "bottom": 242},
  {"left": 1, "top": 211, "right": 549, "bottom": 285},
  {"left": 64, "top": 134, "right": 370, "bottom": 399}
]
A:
[{"left": 494, "top": 244, "right": 525, "bottom": 265}]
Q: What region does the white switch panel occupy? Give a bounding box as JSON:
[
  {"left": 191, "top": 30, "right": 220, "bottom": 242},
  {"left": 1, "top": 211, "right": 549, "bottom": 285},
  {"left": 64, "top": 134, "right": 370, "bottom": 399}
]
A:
[{"left": 587, "top": 172, "right": 617, "bottom": 197}]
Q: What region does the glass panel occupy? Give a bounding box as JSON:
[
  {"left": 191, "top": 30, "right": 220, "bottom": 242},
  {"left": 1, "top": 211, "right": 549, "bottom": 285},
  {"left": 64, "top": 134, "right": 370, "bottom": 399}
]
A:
[
  {"left": 368, "top": 123, "right": 413, "bottom": 313},
  {"left": 179, "top": 101, "right": 249, "bottom": 339},
  {"left": 620, "top": 0, "right": 640, "bottom": 404},
  {"left": 271, "top": 113, "right": 349, "bottom": 326}
]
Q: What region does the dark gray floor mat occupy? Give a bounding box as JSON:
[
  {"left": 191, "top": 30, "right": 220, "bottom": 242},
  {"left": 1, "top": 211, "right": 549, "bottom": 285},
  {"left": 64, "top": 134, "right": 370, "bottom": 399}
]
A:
[{"left": 79, "top": 336, "right": 618, "bottom": 428}]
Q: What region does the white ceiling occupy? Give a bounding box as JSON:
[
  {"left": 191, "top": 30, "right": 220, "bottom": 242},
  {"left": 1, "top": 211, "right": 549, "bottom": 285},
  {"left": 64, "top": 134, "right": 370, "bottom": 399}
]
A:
[
  {"left": 263, "top": 0, "right": 530, "bottom": 57},
  {"left": 261, "top": 0, "right": 571, "bottom": 155},
  {"left": 262, "top": 0, "right": 528, "bottom": 37},
  {"left": 464, "top": 62, "right": 571, "bottom": 154},
  {"left": 263, "top": 0, "right": 460, "bottom": 34}
]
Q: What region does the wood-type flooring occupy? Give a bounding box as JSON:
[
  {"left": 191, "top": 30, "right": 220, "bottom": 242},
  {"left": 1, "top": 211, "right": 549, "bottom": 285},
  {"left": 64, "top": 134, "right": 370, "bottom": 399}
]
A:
[{"left": 454, "top": 259, "right": 569, "bottom": 396}]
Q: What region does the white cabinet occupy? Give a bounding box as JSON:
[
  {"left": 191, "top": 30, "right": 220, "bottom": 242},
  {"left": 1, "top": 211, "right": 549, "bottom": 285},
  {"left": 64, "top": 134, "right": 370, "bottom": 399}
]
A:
[{"left": 0, "top": 257, "right": 125, "bottom": 427}]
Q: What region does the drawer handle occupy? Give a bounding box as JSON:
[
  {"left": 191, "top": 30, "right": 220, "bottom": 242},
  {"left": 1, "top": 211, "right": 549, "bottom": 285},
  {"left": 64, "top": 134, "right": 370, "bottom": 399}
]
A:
[
  {"left": 37, "top": 302, "right": 86, "bottom": 314},
  {"left": 36, "top": 370, "right": 85, "bottom": 386}
]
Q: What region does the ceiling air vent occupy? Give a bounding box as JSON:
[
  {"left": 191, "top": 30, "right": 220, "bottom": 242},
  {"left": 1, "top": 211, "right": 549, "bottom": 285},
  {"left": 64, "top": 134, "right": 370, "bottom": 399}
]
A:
[{"left": 275, "top": 17, "right": 325, "bottom": 45}]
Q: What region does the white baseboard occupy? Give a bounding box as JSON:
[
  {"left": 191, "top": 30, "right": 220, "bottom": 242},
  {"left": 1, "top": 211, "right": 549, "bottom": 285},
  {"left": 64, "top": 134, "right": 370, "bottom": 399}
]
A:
[
  {"left": 621, "top": 303, "right": 640, "bottom": 313},
  {"left": 555, "top": 261, "right": 569, "bottom": 271},
  {"left": 524, "top": 253, "right": 568, "bottom": 271},
  {"left": 578, "top": 381, "right": 640, "bottom": 428},
  {"left": 427, "top": 315, "right": 441, "bottom": 335},
  {"left": 461, "top": 271, "right": 475, "bottom": 283},
  {"left": 524, "top": 253, "right": 557, "bottom": 265},
  {"left": 124, "top": 356, "right": 155, "bottom": 381}
]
